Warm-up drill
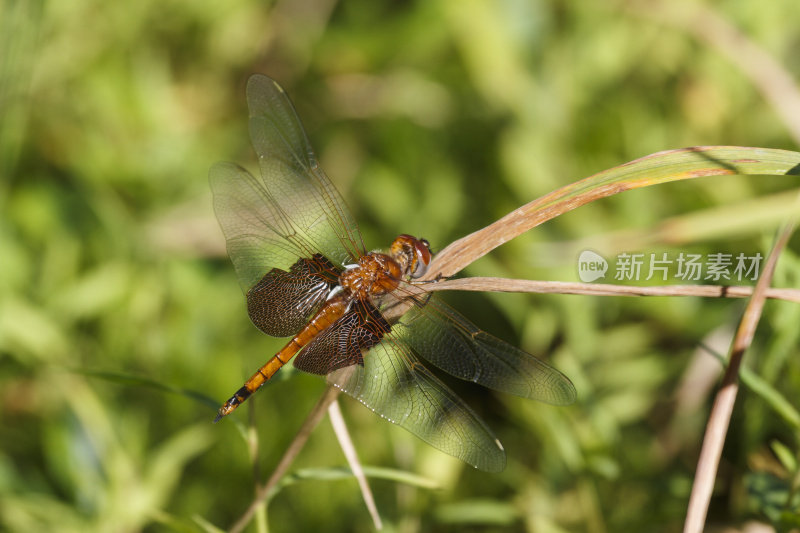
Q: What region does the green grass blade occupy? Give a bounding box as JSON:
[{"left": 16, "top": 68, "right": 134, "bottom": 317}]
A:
[{"left": 76, "top": 368, "right": 220, "bottom": 411}]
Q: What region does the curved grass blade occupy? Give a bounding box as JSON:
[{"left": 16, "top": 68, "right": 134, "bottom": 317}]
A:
[
  {"left": 426, "top": 146, "right": 800, "bottom": 279},
  {"left": 268, "top": 466, "right": 440, "bottom": 502},
  {"left": 700, "top": 343, "right": 800, "bottom": 430},
  {"left": 77, "top": 369, "right": 220, "bottom": 411}
]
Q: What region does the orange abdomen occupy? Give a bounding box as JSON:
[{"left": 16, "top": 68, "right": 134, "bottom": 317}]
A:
[{"left": 214, "top": 292, "right": 349, "bottom": 421}]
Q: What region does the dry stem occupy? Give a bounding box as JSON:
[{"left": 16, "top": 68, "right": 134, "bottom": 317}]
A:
[
  {"left": 683, "top": 223, "right": 796, "bottom": 533},
  {"left": 329, "top": 400, "right": 383, "bottom": 529},
  {"left": 424, "top": 277, "right": 800, "bottom": 303}
]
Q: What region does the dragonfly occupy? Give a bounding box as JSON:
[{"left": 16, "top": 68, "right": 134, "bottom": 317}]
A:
[{"left": 209, "top": 74, "right": 576, "bottom": 472}]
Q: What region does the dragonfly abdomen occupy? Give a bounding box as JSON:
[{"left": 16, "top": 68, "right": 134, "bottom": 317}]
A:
[{"left": 214, "top": 292, "right": 350, "bottom": 421}]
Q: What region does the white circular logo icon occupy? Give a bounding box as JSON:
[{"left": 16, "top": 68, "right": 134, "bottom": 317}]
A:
[{"left": 578, "top": 250, "right": 608, "bottom": 282}]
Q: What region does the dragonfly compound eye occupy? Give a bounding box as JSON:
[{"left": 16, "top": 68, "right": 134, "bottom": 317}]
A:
[{"left": 410, "top": 237, "right": 432, "bottom": 278}]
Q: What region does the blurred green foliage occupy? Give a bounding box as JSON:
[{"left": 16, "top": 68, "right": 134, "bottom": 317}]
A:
[{"left": 2, "top": 0, "right": 800, "bottom": 531}]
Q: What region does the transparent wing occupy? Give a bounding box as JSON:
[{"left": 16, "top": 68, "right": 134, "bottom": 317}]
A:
[
  {"left": 323, "top": 337, "right": 507, "bottom": 473},
  {"left": 247, "top": 74, "right": 364, "bottom": 268},
  {"left": 209, "top": 74, "right": 364, "bottom": 295},
  {"left": 396, "top": 297, "right": 577, "bottom": 405}
]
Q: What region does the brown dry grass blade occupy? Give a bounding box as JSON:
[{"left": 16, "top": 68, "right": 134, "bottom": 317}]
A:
[
  {"left": 425, "top": 277, "right": 800, "bottom": 303},
  {"left": 423, "top": 146, "right": 800, "bottom": 280},
  {"left": 683, "top": 218, "right": 798, "bottom": 533}
]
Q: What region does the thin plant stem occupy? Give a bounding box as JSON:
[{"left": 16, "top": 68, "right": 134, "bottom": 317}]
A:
[
  {"left": 423, "top": 277, "right": 800, "bottom": 303},
  {"left": 328, "top": 400, "right": 383, "bottom": 530},
  {"left": 229, "top": 385, "right": 342, "bottom": 533},
  {"left": 683, "top": 222, "right": 796, "bottom": 533}
]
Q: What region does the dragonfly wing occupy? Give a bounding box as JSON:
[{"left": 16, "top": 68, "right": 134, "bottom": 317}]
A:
[
  {"left": 325, "top": 336, "right": 507, "bottom": 473},
  {"left": 246, "top": 74, "right": 364, "bottom": 268},
  {"left": 397, "top": 297, "right": 577, "bottom": 405},
  {"left": 210, "top": 161, "right": 304, "bottom": 290},
  {"left": 294, "top": 299, "right": 389, "bottom": 375},
  {"left": 210, "top": 75, "right": 364, "bottom": 332},
  {"left": 247, "top": 254, "right": 341, "bottom": 337},
  {"left": 210, "top": 164, "right": 339, "bottom": 336}
]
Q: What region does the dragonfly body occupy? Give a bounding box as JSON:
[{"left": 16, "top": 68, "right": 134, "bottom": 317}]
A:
[
  {"left": 215, "top": 237, "right": 431, "bottom": 421},
  {"left": 210, "top": 75, "right": 576, "bottom": 471},
  {"left": 214, "top": 290, "right": 349, "bottom": 421}
]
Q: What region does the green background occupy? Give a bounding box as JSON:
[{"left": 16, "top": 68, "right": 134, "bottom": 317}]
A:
[{"left": 2, "top": 0, "right": 800, "bottom": 531}]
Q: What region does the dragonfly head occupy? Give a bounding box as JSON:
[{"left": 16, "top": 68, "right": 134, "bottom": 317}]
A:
[{"left": 391, "top": 234, "right": 433, "bottom": 279}]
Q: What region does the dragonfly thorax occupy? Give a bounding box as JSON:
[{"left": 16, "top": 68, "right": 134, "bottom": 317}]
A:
[{"left": 339, "top": 253, "right": 403, "bottom": 300}]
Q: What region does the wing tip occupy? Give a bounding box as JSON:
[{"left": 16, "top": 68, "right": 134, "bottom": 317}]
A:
[
  {"left": 246, "top": 74, "right": 285, "bottom": 98},
  {"left": 536, "top": 375, "right": 578, "bottom": 406},
  {"left": 208, "top": 161, "right": 248, "bottom": 187},
  {"left": 475, "top": 441, "right": 507, "bottom": 473},
  {"left": 556, "top": 379, "right": 578, "bottom": 406}
]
